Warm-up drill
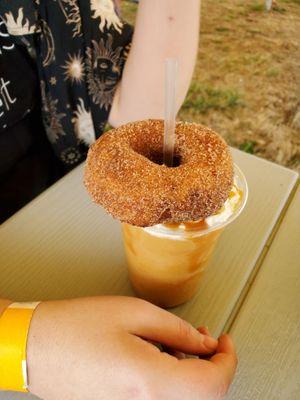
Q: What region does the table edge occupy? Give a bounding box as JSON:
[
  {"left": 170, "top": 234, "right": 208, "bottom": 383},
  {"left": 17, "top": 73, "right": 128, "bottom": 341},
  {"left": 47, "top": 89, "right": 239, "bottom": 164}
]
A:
[{"left": 224, "top": 177, "right": 299, "bottom": 334}]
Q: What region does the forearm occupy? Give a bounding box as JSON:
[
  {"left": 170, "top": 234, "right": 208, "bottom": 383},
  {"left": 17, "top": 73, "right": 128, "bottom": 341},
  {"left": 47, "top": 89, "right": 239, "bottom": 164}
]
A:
[
  {"left": 0, "top": 298, "right": 12, "bottom": 317},
  {"left": 109, "top": 0, "right": 201, "bottom": 126}
]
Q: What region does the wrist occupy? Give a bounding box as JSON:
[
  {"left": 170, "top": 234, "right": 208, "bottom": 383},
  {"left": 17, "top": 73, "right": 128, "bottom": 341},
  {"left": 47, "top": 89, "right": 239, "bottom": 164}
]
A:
[{"left": 0, "top": 301, "right": 41, "bottom": 392}]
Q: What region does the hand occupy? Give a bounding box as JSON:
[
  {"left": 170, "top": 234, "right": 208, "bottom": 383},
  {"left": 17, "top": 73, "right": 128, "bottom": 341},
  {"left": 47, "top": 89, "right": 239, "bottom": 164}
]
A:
[{"left": 27, "top": 296, "right": 237, "bottom": 400}]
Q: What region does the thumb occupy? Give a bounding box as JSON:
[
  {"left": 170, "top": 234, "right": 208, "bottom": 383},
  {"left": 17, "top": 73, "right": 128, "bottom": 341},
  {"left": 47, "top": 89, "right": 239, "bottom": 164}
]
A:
[
  {"left": 210, "top": 334, "right": 238, "bottom": 388},
  {"left": 128, "top": 301, "right": 218, "bottom": 355}
]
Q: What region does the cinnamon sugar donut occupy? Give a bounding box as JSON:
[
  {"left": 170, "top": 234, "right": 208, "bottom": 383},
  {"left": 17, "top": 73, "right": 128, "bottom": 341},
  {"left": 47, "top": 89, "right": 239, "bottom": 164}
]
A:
[{"left": 84, "top": 119, "right": 234, "bottom": 227}]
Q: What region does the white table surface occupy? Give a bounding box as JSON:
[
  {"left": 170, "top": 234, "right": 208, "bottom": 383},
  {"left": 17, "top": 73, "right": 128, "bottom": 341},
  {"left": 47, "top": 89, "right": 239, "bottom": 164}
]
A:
[{"left": 228, "top": 187, "right": 300, "bottom": 399}]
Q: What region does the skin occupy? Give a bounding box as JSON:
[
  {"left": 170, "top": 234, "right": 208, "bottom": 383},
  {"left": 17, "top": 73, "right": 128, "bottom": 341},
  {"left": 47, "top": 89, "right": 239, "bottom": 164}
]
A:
[
  {"left": 0, "top": 297, "right": 237, "bottom": 399},
  {"left": 109, "top": 0, "right": 201, "bottom": 126}
]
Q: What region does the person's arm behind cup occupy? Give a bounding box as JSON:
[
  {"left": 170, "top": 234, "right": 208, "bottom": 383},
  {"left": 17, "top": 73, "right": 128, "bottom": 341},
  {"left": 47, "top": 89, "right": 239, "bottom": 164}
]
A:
[{"left": 109, "top": 0, "right": 200, "bottom": 126}]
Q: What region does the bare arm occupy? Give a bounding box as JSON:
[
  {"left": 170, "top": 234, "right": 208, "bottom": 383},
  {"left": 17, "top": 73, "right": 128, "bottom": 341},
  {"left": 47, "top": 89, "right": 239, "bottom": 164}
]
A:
[{"left": 109, "top": 0, "right": 201, "bottom": 126}]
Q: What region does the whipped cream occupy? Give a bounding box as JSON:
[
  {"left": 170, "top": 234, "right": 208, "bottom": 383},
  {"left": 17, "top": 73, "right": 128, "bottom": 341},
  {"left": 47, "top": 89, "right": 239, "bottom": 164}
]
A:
[
  {"left": 144, "top": 178, "right": 243, "bottom": 238},
  {"left": 205, "top": 181, "right": 241, "bottom": 227}
]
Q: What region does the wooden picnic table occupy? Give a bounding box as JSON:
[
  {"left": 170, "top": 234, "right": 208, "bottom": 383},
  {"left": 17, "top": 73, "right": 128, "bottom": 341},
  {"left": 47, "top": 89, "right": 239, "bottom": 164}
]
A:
[{"left": 0, "top": 148, "right": 298, "bottom": 399}]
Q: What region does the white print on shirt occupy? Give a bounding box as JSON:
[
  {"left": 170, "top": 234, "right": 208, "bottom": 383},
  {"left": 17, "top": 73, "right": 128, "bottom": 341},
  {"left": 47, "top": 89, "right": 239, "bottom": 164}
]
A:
[
  {"left": 72, "top": 98, "right": 95, "bottom": 146},
  {"left": 0, "top": 77, "right": 17, "bottom": 118},
  {"left": 0, "top": 20, "right": 15, "bottom": 54},
  {"left": 90, "top": 0, "right": 123, "bottom": 34},
  {"left": 62, "top": 52, "right": 85, "bottom": 84},
  {"left": 4, "top": 8, "right": 36, "bottom": 36},
  {"left": 57, "top": 0, "right": 82, "bottom": 38}
]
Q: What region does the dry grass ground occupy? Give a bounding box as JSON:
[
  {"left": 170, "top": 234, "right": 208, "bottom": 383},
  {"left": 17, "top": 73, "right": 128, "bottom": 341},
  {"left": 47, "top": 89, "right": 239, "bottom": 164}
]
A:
[{"left": 122, "top": 0, "right": 300, "bottom": 171}]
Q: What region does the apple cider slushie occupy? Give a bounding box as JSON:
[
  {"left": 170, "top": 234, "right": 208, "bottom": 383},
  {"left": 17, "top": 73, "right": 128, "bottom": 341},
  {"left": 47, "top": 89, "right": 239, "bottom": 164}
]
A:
[{"left": 84, "top": 120, "right": 248, "bottom": 308}]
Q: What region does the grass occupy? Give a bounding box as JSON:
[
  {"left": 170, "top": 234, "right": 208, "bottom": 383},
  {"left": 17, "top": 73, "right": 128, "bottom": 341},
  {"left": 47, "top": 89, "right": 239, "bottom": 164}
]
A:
[
  {"left": 121, "top": 1, "right": 137, "bottom": 25},
  {"left": 183, "top": 83, "right": 243, "bottom": 113},
  {"left": 266, "top": 67, "right": 281, "bottom": 77},
  {"left": 273, "top": 5, "right": 287, "bottom": 12},
  {"left": 249, "top": 3, "right": 266, "bottom": 12},
  {"left": 248, "top": 2, "right": 286, "bottom": 12},
  {"left": 239, "top": 141, "right": 257, "bottom": 154},
  {"left": 121, "top": 0, "right": 300, "bottom": 172},
  {"left": 215, "top": 27, "right": 230, "bottom": 32},
  {"left": 282, "top": 0, "right": 300, "bottom": 3}
]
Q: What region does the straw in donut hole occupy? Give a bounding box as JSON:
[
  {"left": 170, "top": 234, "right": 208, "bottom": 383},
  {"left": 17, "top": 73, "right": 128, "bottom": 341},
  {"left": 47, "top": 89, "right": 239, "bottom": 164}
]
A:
[{"left": 84, "top": 119, "right": 234, "bottom": 227}]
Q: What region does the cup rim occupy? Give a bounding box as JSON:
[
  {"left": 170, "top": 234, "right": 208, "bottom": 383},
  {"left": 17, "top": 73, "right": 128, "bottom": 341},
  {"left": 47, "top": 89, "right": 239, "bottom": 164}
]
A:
[{"left": 143, "top": 163, "right": 248, "bottom": 238}]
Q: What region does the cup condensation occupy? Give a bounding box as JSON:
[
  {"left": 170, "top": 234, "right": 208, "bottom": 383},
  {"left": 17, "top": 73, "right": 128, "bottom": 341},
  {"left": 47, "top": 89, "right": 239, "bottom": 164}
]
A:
[{"left": 122, "top": 165, "right": 248, "bottom": 308}]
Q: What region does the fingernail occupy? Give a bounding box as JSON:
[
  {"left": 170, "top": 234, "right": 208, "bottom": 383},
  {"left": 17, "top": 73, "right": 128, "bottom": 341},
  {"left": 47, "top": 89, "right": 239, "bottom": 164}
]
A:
[
  {"left": 203, "top": 326, "right": 211, "bottom": 336},
  {"left": 203, "top": 335, "right": 218, "bottom": 350}
]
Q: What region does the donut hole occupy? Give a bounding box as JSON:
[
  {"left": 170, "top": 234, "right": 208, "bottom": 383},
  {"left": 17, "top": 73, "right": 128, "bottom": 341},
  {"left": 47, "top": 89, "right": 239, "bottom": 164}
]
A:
[
  {"left": 147, "top": 151, "right": 182, "bottom": 167},
  {"left": 129, "top": 128, "right": 182, "bottom": 168},
  {"left": 133, "top": 147, "right": 182, "bottom": 168}
]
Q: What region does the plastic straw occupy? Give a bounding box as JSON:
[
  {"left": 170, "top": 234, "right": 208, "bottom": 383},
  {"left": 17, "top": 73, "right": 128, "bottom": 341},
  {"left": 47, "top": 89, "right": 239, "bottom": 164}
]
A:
[{"left": 163, "top": 58, "right": 178, "bottom": 167}]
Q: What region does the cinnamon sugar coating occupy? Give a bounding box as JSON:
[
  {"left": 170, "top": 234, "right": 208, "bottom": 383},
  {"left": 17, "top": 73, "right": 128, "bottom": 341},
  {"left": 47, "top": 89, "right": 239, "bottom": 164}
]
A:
[{"left": 84, "top": 119, "right": 234, "bottom": 227}]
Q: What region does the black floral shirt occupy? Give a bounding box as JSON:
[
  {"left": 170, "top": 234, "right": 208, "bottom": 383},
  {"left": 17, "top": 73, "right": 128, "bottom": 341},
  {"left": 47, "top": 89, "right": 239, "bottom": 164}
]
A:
[{"left": 0, "top": 0, "right": 133, "bottom": 166}]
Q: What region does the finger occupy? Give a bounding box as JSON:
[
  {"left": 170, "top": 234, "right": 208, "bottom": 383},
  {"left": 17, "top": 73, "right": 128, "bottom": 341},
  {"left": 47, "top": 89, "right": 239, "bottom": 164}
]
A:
[
  {"left": 197, "top": 327, "right": 217, "bottom": 358},
  {"left": 170, "top": 350, "right": 186, "bottom": 360},
  {"left": 210, "top": 334, "right": 238, "bottom": 387},
  {"left": 198, "top": 326, "right": 210, "bottom": 336},
  {"left": 162, "top": 345, "right": 187, "bottom": 360},
  {"left": 128, "top": 300, "right": 218, "bottom": 355}
]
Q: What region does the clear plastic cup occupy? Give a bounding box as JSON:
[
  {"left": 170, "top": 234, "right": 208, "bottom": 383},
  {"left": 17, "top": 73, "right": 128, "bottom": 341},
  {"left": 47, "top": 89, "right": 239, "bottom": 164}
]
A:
[{"left": 122, "top": 164, "right": 248, "bottom": 308}]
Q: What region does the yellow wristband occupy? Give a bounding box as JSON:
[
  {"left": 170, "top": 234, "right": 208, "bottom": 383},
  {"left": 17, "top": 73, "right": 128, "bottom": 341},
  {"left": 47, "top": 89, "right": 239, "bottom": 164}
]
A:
[{"left": 0, "top": 302, "right": 40, "bottom": 392}]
